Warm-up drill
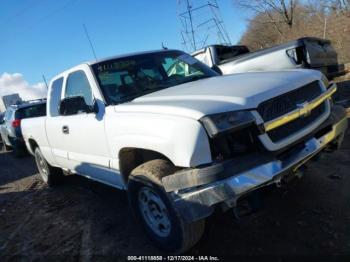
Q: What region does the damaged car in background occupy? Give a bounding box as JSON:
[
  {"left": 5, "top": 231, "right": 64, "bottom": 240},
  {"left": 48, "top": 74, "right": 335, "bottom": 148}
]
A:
[
  {"left": 193, "top": 37, "right": 346, "bottom": 79},
  {"left": 21, "top": 50, "right": 348, "bottom": 253}
]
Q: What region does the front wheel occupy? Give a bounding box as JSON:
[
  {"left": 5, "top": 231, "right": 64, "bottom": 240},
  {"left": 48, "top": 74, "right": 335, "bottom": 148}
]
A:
[
  {"left": 34, "top": 147, "right": 63, "bottom": 186},
  {"left": 128, "top": 159, "right": 205, "bottom": 253}
]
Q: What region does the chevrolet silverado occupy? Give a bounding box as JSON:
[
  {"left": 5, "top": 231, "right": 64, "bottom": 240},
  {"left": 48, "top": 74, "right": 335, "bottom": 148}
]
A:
[{"left": 21, "top": 50, "right": 347, "bottom": 253}]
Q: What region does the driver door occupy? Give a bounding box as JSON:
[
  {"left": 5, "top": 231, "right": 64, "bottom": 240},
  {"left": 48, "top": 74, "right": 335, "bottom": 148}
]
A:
[{"left": 59, "top": 69, "right": 111, "bottom": 174}]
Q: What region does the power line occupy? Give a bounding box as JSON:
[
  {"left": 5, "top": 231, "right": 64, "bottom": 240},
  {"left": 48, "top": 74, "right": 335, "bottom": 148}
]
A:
[
  {"left": 177, "top": 0, "right": 231, "bottom": 52},
  {"left": 1, "top": 0, "right": 79, "bottom": 46},
  {"left": 0, "top": 0, "right": 46, "bottom": 26}
]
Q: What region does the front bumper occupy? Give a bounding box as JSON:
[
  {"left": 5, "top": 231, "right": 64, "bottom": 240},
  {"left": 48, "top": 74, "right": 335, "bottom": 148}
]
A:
[{"left": 163, "top": 106, "right": 348, "bottom": 222}]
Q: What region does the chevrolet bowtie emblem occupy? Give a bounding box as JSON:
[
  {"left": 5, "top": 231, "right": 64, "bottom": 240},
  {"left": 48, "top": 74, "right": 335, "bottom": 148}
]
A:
[{"left": 297, "top": 101, "right": 311, "bottom": 117}]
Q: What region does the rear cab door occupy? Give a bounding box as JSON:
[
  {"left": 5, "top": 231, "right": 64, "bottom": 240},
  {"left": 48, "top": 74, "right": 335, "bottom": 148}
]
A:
[{"left": 45, "top": 76, "right": 70, "bottom": 167}]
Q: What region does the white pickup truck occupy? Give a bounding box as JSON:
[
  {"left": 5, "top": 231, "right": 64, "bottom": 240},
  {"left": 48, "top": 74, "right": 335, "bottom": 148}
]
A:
[{"left": 22, "top": 50, "right": 348, "bottom": 253}]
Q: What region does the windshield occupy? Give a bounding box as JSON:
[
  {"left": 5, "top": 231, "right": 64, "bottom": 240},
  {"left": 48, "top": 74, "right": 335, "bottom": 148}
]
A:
[{"left": 92, "top": 50, "right": 218, "bottom": 105}]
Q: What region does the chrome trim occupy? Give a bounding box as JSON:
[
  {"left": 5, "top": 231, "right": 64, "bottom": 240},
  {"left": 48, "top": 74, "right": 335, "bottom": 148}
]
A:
[
  {"left": 257, "top": 100, "right": 330, "bottom": 151},
  {"left": 172, "top": 115, "right": 348, "bottom": 210},
  {"left": 263, "top": 83, "right": 337, "bottom": 132}
]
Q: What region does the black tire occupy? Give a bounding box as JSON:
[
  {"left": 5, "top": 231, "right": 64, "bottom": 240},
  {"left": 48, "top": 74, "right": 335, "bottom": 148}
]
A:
[
  {"left": 34, "top": 147, "right": 63, "bottom": 186},
  {"left": 12, "top": 145, "right": 27, "bottom": 157},
  {"left": 128, "top": 159, "right": 205, "bottom": 253}
]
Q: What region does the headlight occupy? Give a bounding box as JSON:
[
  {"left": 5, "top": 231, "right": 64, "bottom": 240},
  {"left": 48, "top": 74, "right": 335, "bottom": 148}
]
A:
[{"left": 200, "top": 110, "right": 255, "bottom": 138}]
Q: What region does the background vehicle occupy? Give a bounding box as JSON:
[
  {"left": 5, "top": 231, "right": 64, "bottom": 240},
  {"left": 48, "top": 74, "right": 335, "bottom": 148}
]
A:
[
  {"left": 21, "top": 50, "right": 347, "bottom": 253},
  {"left": 0, "top": 99, "right": 46, "bottom": 156},
  {"left": 193, "top": 37, "right": 345, "bottom": 79},
  {"left": 0, "top": 112, "right": 4, "bottom": 145},
  {"left": 0, "top": 94, "right": 22, "bottom": 112},
  {"left": 192, "top": 44, "right": 250, "bottom": 72}
]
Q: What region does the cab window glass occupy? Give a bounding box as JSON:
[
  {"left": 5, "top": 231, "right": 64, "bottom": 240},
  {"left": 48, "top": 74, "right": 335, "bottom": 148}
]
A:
[
  {"left": 92, "top": 51, "right": 216, "bottom": 105},
  {"left": 49, "top": 77, "right": 63, "bottom": 117},
  {"left": 65, "top": 71, "right": 93, "bottom": 106},
  {"left": 16, "top": 104, "right": 46, "bottom": 119}
]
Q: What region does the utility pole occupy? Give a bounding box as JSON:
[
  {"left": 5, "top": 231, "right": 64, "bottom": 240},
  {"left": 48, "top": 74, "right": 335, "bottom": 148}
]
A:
[
  {"left": 323, "top": 17, "right": 327, "bottom": 39},
  {"left": 186, "top": 0, "right": 197, "bottom": 51},
  {"left": 177, "top": 0, "right": 231, "bottom": 52}
]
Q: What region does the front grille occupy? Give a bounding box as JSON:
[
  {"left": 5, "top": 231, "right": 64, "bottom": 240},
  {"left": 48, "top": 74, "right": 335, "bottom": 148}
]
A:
[
  {"left": 257, "top": 81, "right": 322, "bottom": 122},
  {"left": 267, "top": 102, "right": 326, "bottom": 142}
]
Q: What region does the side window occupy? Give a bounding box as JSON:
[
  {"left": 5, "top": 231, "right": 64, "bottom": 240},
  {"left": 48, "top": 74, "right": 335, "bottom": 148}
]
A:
[
  {"left": 49, "top": 77, "right": 63, "bottom": 117},
  {"left": 65, "top": 71, "right": 93, "bottom": 106}
]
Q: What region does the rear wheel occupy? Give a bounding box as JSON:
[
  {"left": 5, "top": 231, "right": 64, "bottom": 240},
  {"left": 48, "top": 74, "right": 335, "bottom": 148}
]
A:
[
  {"left": 34, "top": 147, "right": 63, "bottom": 186},
  {"left": 128, "top": 159, "right": 205, "bottom": 253}
]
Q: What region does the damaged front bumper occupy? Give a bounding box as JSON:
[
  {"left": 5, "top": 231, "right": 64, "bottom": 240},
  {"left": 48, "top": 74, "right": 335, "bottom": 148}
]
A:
[{"left": 162, "top": 106, "right": 348, "bottom": 222}]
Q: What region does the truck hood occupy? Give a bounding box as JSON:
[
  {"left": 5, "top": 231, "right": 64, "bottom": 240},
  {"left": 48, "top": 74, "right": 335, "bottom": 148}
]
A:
[{"left": 115, "top": 70, "right": 322, "bottom": 120}]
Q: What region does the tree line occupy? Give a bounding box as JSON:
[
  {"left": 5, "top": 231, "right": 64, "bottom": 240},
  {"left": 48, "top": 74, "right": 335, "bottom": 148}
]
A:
[{"left": 235, "top": 0, "right": 350, "bottom": 63}]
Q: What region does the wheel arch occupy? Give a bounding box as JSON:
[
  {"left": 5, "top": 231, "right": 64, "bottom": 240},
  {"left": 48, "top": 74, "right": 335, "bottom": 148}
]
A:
[
  {"left": 27, "top": 138, "right": 39, "bottom": 154},
  {"left": 118, "top": 147, "right": 177, "bottom": 184}
]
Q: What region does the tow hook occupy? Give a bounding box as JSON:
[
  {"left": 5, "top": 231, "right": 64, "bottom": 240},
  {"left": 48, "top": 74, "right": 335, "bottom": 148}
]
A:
[
  {"left": 276, "top": 180, "right": 282, "bottom": 187},
  {"left": 232, "top": 193, "right": 265, "bottom": 219},
  {"left": 294, "top": 169, "right": 305, "bottom": 179},
  {"left": 280, "top": 166, "right": 307, "bottom": 185}
]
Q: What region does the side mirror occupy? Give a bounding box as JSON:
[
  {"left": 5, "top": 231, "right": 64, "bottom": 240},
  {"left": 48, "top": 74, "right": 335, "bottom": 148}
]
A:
[{"left": 59, "top": 96, "right": 96, "bottom": 116}]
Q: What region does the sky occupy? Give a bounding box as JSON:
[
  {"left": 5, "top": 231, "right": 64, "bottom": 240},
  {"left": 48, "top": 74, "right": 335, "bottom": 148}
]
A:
[{"left": 0, "top": 0, "right": 250, "bottom": 99}]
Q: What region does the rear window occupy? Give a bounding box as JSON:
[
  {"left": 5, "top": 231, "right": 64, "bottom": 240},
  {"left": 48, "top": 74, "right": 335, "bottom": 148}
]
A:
[
  {"left": 216, "top": 46, "right": 250, "bottom": 63},
  {"left": 15, "top": 103, "right": 46, "bottom": 119}
]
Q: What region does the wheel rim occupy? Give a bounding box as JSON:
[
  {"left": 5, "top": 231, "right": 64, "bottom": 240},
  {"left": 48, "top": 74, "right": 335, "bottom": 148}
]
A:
[
  {"left": 35, "top": 152, "right": 48, "bottom": 183},
  {"left": 138, "top": 187, "right": 171, "bottom": 238}
]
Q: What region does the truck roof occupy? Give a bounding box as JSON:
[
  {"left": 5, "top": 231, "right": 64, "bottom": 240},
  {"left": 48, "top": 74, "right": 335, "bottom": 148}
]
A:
[
  {"left": 85, "top": 49, "right": 179, "bottom": 66},
  {"left": 191, "top": 45, "right": 248, "bottom": 56},
  {"left": 8, "top": 99, "right": 46, "bottom": 110},
  {"left": 51, "top": 49, "right": 180, "bottom": 82},
  {"left": 218, "top": 37, "right": 333, "bottom": 65}
]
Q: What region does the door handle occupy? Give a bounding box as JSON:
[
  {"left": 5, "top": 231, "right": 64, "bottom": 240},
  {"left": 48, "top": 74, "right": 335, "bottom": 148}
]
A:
[{"left": 62, "top": 125, "right": 69, "bottom": 134}]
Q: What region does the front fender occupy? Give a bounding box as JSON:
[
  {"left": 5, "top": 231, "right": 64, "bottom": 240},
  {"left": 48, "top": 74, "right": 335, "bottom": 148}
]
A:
[{"left": 105, "top": 113, "right": 212, "bottom": 168}]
